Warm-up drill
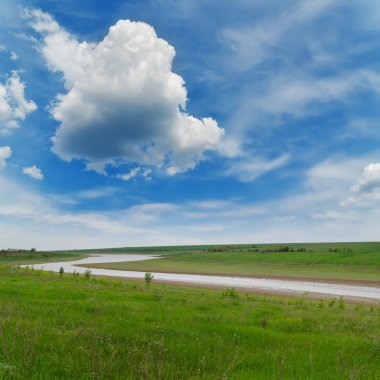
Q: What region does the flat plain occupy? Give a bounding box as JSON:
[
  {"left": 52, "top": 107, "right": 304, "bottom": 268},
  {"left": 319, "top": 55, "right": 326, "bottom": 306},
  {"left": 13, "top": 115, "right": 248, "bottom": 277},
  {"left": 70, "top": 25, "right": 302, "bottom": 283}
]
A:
[
  {"left": 79, "top": 242, "right": 380, "bottom": 284},
  {"left": 0, "top": 242, "right": 379, "bottom": 379}
]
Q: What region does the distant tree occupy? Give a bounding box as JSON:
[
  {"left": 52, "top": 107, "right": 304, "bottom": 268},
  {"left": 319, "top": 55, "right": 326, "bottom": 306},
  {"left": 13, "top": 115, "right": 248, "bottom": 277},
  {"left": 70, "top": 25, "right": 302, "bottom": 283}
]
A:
[
  {"left": 59, "top": 267, "right": 64, "bottom": 277},
  {"left": 31, "top": 248, "right": 36, "bottom": 253}
]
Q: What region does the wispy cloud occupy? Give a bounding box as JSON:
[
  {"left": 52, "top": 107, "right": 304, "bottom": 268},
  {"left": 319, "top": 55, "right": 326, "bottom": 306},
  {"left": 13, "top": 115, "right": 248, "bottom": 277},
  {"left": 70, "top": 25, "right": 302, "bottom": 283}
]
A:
[
  {"left": 216, "top": 1, "right": 380, "bottom": 168},
  {"left": 220, "top": 0, "right": 337, "bottom": 71},
  {"left": 117, "top": 167, "right": 140, "bottom": 181},
  {"left": 225, "top": 154, "right": 290, "bottom": 182}
]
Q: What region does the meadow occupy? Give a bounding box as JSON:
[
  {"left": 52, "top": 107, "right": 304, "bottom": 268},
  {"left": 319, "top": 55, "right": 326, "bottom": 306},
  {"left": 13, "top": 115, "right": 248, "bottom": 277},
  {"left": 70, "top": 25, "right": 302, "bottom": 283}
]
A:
[
  {"left": 0, "top": 250, "right": 83, "bottom": 266},
  {"left": 79, "top": 242, "right": 380, "bottom": 283},
  {"left": 0, "top": 264, "right": 379, "bottom": 379}
]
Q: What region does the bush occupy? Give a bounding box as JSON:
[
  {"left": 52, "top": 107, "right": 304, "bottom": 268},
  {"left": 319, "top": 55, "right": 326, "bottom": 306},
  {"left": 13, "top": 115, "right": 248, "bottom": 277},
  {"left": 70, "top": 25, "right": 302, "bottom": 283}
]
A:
[
  {"left": 144, "top": 272, "right": 154, "bottom": 287},
  {"left": 84, "top": 269, "right": 91, "bottom": 280}
]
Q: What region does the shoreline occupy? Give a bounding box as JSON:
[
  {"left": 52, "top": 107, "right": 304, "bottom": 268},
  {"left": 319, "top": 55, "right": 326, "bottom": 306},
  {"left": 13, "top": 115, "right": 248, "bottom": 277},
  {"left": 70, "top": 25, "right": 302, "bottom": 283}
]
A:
[{"left": 77, "top": 263, "right": 380, "bottom": 288}]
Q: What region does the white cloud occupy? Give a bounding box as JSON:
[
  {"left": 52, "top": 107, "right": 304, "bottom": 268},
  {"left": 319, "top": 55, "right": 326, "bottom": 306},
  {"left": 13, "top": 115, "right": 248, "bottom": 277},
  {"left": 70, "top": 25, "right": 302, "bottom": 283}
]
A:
[
  {"left": 221, "top": 0, "right": 337, "bottom": 71},
  {"left": 351, "top": 163, "right": 380, "bottom": 192},
  {"left": 1, "top": 165, "right": 380, "bottom": 250},
  {"left": 347, "top": 118, "right": 380, "bottom": 139},
  {"left": 221, "top": 69, "right": 380, "bottom": 159},
  {"left": 10, "top": 51, "right": 18, "bottom": 60},
  {"left": 215, "top": 1, "right": 380, "bottom": 161},
  {"left": 344, "top": 163, "right": 380, "bottom": 206},
  {"left": 225, "top": 154, "right": 290, "bottom": 182},
  {"left": 288, "top": 155, "right": 373, "bottom": 214},
  {"left": 184, "top": 200, "right": 264, "bottom": 219},
  {"left": 0, "top": 146, "right": 12, "bottom": 167},
  {"left": 142, "top": 168, "right": 152, "bottom": 180},
  {"left": 75, "top": 187, "right": 119, "bottom": 200},
  {"left": 0, "top": 71, "right": 37, "bottom": 134},
  {"left": 253, "top": 70, "right": 380, "bottom": 117},
  {"left": 117, "top": 167, "right": 140, "bottom": 181},
  {"left": 22, "top": 165, "right": 44, "bottom": 180},
  {"left": 305, "top": 156, "right": 367, "bottom": 190},
  {"left": 23, "top": 8, "right": 224, "bottom": 175},
  {"left": 266, "top": 154, "right": 380, "bottom": 225},
  {"left": 49, "top": 186, "right": 121, "bottom": 206}
]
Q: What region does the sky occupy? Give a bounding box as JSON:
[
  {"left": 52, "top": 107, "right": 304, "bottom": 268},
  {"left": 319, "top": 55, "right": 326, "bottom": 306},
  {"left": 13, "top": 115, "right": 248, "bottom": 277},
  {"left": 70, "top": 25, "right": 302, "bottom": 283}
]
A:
[{"left": 0, "top": 0, "right": 380, "bottom": 250}]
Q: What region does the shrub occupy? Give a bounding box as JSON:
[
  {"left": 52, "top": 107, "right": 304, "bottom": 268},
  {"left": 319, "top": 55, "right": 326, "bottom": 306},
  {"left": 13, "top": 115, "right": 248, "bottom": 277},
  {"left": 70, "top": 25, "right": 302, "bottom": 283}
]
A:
[
  {"left": 59, "top": 267, "right": 64, "bottom": 277},
  {"left": 84, "top": 269, "right": 92, "bottom": 280},
  {"left": 144, "top": 272, "right": 154, "bottom": 287}
]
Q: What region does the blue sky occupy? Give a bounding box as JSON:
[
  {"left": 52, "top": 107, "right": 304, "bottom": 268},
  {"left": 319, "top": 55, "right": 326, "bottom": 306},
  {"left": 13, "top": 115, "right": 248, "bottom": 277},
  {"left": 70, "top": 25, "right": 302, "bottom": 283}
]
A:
[{"left": 0, "top": 0, "right": 380, "bottom": 249}]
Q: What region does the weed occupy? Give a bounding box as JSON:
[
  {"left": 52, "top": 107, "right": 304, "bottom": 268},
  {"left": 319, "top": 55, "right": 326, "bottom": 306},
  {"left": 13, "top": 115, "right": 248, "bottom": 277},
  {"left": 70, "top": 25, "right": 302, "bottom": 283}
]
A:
[
  {"left": 261, "top": 318, "right": 268, "bottom": 328},
  {"left": 84, "top": 269, "right": 91, "bottom": 280},
  {"left": 221, "top": 288, "right": 239, "bottom": 299},
  {"left": 328, "top": 299, "right": 336, "bottom": 307}
]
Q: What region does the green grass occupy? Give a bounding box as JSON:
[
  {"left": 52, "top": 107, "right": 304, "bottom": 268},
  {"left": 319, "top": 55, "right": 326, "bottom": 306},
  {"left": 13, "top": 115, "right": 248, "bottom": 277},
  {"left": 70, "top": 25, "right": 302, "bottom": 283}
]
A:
[
  {"left": 83, "top": 249, "right": 380, "bottom": 283},
  {"left": 0, "top": 251, "right": 84, "bottom": 266},
  {"left": 53, "top": 241, "right": 380, "bottom": 254},
  {"left": 0, "top": 265, "right": 379, "bottom": 379}
]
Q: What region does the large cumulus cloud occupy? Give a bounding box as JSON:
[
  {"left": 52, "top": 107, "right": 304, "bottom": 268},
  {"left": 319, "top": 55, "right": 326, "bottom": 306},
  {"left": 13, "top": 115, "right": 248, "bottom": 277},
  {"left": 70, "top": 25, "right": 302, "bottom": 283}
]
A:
[{"left": 22, "top": 9, "right": 223, "bottom": 174}]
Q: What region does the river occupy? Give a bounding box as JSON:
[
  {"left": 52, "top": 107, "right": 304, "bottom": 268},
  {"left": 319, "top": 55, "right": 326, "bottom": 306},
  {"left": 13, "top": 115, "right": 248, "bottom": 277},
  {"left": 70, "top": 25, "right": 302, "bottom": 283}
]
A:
[{"left": 23, "top": 254, "right": 380, "bottom": 300}]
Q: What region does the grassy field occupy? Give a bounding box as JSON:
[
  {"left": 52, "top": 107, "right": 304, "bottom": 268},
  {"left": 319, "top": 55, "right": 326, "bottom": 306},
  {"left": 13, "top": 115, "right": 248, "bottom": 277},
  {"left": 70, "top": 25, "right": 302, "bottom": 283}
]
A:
[
  {"left": 81, "top": 243, "right": 380, "bottom": 283},
  {"left": 0, "top": 251, "right": 84, "bottom": 266},
  {"left": 3, "top": 243, "right": 380, "bottom": 284},
  {"left": 0, "top": 265, "right": 379, "bottom": 379},
  {"left": 49, "top": 241, "right": 380, "bottom": 254}
]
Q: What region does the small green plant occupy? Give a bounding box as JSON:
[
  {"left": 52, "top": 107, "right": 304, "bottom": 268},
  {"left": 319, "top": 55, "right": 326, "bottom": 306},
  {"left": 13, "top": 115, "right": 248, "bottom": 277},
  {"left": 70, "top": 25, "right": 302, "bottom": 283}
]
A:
[
  {"left": 59, "top": 267, "right": 64, "bottom": 277},
  {"left": 84, "top": 269, "right": 91, "bottom": 280},
  {"left": 144, "top": 272, "right": 154, "bottom": 287},
  {"left": 222, "top": 288, "right": 239, "bottom": 299},
  {"left": 338, "top": 296, "right": 345, "bottom": 310},
  {"left": 328, "top": 299, "right": 336, "bottom": 308}
]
